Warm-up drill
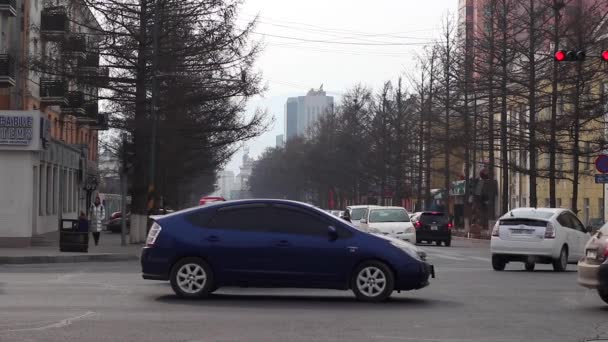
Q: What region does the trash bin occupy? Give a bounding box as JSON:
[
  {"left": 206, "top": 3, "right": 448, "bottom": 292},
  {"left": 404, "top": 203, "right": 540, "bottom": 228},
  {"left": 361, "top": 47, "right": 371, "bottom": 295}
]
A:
[{"left": 59, "top": 219, "right": 89, "bottom": 253}]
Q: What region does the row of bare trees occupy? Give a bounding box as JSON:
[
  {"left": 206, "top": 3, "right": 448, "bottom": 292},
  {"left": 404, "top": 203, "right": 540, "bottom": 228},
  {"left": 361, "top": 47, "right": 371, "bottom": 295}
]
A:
[
  {"left": 410, "top": 0, "right": 608, "bottom": 223},
  {"left": 250, "top": 83, "right": 418, "bottom": 208},
  {"left": 251, "top": 0, "right": 608, "bottom": 225}
]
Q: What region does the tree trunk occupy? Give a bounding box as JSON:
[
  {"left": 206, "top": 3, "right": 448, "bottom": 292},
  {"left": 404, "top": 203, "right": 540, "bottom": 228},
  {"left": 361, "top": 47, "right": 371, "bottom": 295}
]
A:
[{"left": 527, "top": 0, "right": 538, "bottom": 208}]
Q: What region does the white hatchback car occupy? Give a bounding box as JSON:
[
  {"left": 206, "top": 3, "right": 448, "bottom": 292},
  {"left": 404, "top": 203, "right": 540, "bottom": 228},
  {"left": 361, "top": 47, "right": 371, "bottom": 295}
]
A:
[
  {"left": 359, "top": 207, "right": 416, "bottom": 243},
  {"left": 346, "top": 205, "right": 381, "bottom": 228},
  {"left": 491, "top": 208, "right": 591, "bottom": 272}
]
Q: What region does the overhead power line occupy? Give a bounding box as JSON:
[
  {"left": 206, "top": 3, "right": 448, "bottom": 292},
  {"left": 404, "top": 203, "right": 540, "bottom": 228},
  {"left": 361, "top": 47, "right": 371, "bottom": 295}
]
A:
[{"left": 252, "top": 32, "right": 432, "bottom": 46}]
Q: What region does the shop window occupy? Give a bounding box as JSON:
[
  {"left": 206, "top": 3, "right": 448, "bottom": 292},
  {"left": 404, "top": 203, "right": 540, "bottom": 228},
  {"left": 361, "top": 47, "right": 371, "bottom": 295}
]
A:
[{"left": 38, "top": 165, "right": 44, "bottom": 216}]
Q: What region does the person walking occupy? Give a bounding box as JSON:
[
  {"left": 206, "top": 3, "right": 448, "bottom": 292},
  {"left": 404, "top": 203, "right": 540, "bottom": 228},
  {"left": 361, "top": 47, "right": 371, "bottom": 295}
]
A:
[{"left": 90, "top": 195, "right": 106, "bottom": 246}]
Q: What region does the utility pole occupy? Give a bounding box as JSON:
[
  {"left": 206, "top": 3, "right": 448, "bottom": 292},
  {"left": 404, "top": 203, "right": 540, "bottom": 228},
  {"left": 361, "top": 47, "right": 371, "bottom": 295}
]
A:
[
  {"left": 120, "top": 134, "right": 128, "bottom": 247},
  {"left": 549, "top": 0, "right": 565, "bottom": 208},
  {"left": 147, "top": 0, "right": 161, "bottom": 223}
]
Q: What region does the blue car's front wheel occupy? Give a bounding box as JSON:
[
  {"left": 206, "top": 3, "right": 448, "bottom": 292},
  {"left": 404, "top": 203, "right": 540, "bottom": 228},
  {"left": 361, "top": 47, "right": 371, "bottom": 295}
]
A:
[
  {"left": 351, "top": 261, "right": 395, "bottom": 302},
  {"left": 170, "top": 257, "right": 215, "bottom": 299}
]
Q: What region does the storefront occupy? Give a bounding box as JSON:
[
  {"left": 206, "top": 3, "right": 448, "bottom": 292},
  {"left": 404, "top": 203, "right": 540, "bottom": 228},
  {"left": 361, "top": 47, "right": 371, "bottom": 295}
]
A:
[{"left": 0, "top": 111, "right": 91, "bottom": 247}]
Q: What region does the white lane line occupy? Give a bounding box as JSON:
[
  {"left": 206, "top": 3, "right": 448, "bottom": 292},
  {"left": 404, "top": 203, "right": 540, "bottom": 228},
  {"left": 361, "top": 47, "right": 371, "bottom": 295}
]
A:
[
  {"left": 468, "top": 256, "right": 491, "bottom": 262},
  {"left": 0, "top": 311, "right": 96, "bottom": 333},
  {"left": 426, "top": 253, "right": 467, "bottom": 261}
]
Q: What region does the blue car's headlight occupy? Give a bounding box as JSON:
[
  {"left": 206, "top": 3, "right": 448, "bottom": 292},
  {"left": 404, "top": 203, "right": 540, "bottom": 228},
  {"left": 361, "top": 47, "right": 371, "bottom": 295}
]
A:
[{"left": 390, "top": 241, "right": 423, "bottom": 261}]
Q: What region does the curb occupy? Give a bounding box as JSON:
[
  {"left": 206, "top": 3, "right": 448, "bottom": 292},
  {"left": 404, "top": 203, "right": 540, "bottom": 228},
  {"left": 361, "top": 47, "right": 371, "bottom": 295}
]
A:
[{"left": 0, "top": 253, "right": 139, "bottom": 265}]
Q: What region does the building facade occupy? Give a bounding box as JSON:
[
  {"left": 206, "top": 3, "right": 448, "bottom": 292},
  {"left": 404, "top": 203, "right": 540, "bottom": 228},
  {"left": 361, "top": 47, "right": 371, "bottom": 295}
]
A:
[
  {"left": 0, "top": 0, "right": 107, "bottom": 247},
  {"left": 284, "top": 86, "right": 334, "bottom": 140}
]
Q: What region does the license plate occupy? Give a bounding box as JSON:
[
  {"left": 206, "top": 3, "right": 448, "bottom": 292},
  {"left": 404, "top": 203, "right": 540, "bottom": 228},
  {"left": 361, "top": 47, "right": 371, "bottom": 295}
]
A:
[
  {"left": 586, "top": 250, "right": 597, "bottom": 259},
  {"left": 511, "top": 229, "right": 532, "bottom": 234},
  {"left": 431, "top": 225, "right": 438, "bottom": 231}
]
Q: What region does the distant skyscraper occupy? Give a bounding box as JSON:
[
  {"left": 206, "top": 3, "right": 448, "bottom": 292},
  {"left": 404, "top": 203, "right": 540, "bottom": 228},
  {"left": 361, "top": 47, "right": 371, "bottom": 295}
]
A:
[{"left": 285, "top": 85, "right": 334, "bottom": 140}]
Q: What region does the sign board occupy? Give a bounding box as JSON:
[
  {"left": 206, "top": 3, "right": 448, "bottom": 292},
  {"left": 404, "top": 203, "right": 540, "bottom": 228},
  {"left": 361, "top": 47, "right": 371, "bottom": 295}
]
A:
[
  {"left": 595, "top": 155, "right": 608, "bottom": 174},
  {"left": 595, "top": 174, "right": 608, "bottom": 184},
  {"left": 0, "top": 115, "right": 34, "bottom": 145}
]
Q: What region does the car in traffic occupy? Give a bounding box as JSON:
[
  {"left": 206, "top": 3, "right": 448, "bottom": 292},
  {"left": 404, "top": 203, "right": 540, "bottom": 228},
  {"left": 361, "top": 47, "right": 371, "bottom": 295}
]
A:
[
  {"left": 141, "top": 199, "right": 434, "bottom": 301},
  {"left": 106, "top": 211, "right": 130, "bottom": 233},
  {"left": 491, "top": 208, "right": 591, "bottom": 272},
  {"left": 577, "top": 223, "right": 608, "bottom": 304},
  {"left": 359, "top": 207, "right": 416, "bottom": 243},
  {"left": 199, "top": 196, "right": 226, "bottom": 206},
  {"left": 588, "top": 218, "right": 604, "bottom": 234},
  {"left": 345, "top": 205, "right": 381, "bottom": 228},
  {"left": 411, "top": 212, "right": 452, "bottom": 246}
]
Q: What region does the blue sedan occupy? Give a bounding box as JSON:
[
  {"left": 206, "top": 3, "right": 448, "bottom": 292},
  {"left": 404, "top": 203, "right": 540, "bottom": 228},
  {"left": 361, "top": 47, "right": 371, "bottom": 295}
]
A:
[{"left": 141, "top": 200, "right": 435, "bottom": 302}]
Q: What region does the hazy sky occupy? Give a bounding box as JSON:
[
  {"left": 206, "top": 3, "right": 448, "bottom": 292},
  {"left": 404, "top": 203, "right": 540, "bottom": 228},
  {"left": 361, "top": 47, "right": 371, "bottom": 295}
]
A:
[{"left": 226, "top": 0, "right": 458, "bottom": 174}]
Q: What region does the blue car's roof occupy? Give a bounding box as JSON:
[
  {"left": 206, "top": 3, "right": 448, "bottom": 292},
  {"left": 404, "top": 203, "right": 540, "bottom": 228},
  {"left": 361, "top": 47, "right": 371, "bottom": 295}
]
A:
[{"left": 152, "top": 199, "right": 319, "bottom": 221}]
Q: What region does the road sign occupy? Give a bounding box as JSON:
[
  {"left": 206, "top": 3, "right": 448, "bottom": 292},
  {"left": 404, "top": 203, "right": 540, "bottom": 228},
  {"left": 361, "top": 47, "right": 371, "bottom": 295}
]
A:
[
  {"left": 595, "top": 174, "right": 608, "bottom": 184},
  {"left": 595, "top": 155, "right": 608, "bottom": 174}
]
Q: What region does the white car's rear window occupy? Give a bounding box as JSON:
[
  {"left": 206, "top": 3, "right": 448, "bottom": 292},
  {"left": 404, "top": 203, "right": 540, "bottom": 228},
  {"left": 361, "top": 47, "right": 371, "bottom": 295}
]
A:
[{"left": 506, "top": 210, "right": 554, "bottom": 220}]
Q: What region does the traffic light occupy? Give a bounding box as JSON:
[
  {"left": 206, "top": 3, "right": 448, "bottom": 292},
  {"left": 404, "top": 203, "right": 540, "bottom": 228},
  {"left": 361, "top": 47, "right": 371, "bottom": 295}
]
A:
[
  {"left": 602, "top": 50, "right": 608, "bottom": 62},
  {"left": 554, "top": 50, "right": 586, "bottom": 62}
]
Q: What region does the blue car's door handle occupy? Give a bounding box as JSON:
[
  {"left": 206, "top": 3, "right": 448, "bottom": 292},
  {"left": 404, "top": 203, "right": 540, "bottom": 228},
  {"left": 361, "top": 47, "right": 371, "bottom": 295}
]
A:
[
  {"left": 275, "top": 240, "right": 291, "bottom": 247},
  {"left": 205, "top": 235, "right": 220, "bottom": 243}
]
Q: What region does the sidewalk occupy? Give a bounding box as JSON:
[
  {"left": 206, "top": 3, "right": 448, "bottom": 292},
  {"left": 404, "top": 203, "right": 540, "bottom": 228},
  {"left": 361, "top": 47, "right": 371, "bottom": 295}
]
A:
[{"left": 0, "top": 231, "right": 142, "bottom": 265}]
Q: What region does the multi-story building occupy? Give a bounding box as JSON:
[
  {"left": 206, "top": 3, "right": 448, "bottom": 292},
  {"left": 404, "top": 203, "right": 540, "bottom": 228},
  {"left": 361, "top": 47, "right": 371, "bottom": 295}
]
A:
[
  {"left": 0, "top": 0, "right": 107, "bottom": 247},
  {"left": 285, "top": 86, "right": 334, "bottom": 140},
  {"left": 215, "top": 170, "right": 235, "bottom": 200}
]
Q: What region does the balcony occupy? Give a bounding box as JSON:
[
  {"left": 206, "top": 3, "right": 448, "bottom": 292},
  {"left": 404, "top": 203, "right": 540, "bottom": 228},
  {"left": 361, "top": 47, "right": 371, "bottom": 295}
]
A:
[
  {"left": 62, "top": 91, "right": 86, "bottom": 115},
  {"left": 90, "top": 113, "right": 109, "bottom": 131},
  {"left": 62, "top": 34, "right": 87, "bottom": 58},
  {"left": 0, "top": 0, "right": 17, "bottom": 16},
  {"left": 78, "top": 64, "right": 110, "bottom": 87},
  {"left": 77, "top": 102, "right": 99, "bottom": 124},
  {"left": 39, "top": 79, "right": 68, "bottom": 105},
  {"left": 41, "top": 6, "right": 69, "bottom": 40},
  {"left": 78, "top": 52, "right": 99, "bottom": 71},
  {"left": 0, "top": 54, "right": 15, "bottom": 87}
]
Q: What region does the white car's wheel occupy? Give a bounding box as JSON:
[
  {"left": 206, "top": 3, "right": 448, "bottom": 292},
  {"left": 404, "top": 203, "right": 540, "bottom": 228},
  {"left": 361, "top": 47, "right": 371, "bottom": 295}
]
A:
[
  {"left": 552, "top": 247, "right": 568, "bottom": 272},
  {"left": 170, "top": 257, "right": 215, "bottom": 298},
  {"left": 352, "top": 261, "right": 394, "bottom": 302}
]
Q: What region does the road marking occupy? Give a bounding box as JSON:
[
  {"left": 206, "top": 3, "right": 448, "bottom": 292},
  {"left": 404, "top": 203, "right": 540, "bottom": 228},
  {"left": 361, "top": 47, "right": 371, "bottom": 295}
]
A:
[
  {"left": 427, "top": 253, "right": 467, "bottom": 261},
  {"left": 468, "top": 256, "right": 491, "bottom": 262},
  {"left": 0, "top": 311, "right": 96, "bottom": 333}
]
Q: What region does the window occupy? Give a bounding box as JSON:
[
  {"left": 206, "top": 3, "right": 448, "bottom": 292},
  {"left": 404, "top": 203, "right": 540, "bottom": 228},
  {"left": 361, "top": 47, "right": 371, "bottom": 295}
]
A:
[
  {"left": 206, "top": 205, "right": 270, "bottom": 232},
  {"left": 350, "top": 208, "right": 367, "bottom": 221},
  {"left": 584, "top": 198, "right": 590, "bottom": 225},
  {"left": 585, "top": 142, "right": 591, "bottom": 170},
  {"left": 599, "top": 198, "right": 604, "bottom": 221},
  {"left": 46, "top": 165, "right": 52, "bottom": 215},
  {"left": 557, "top": 198, "right": 562, "bottom": 208},
  {"left": 270, "top": 206, "right": 329, "bottom": 236},
  {"left": 569, "top": 213, "right": 585, "bottom": 232},
  {"left": 39, "top": 165, "right": 45, "bottom": 216},
  {"left": 544, "top": 198, "right": 550, "bottom": 208},
  {"left": 369, "top": 209, "right": 410, "bottom": 223},
  {"left": 557, "top": 213, "right": 572, "bottom": 228},
  {"left": 187, "top": 209, "right": 220, "bottom": 228}
]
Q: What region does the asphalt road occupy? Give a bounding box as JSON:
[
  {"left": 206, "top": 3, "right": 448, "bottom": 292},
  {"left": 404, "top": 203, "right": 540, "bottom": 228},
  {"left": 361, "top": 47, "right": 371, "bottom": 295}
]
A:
[{"left": 1, "top": 239, "right": 607, "bottom": 342}]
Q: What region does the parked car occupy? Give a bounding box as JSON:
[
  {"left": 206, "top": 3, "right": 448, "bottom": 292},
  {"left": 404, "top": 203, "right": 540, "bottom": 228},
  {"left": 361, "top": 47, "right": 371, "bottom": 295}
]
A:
[
  {"left": 359, "top": 207, "right": 416, "bottom": 243},
  {"left": 411, "top": 212, "right": 452, "bottom": 246},
  {"left": 141, "top": 199, "right": 434, "bottom": 301},
  {"left": 491, "top": 208, "right": 591, "bottom": 272},
  {"left": 577, "top": 223, "right": 608, "bottom": 304},
  {"left": 106, "top": 212, "right": 130, "bottom": 233},
  {"left": 345, "top": 205, "right": 381, "bottom": 228}
]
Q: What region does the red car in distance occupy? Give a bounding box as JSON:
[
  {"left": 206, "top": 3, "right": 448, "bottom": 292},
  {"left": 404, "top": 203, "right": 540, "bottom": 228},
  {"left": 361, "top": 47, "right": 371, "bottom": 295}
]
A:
[{"left": 199, "top": 196, "right": 226, "bottom": 206}]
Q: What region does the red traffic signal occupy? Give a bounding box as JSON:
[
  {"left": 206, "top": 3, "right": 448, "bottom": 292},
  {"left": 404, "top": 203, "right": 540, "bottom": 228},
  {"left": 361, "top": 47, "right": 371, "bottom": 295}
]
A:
[
  {"left": 602, "top": 50, "right": 608, "bottom": 62},
  {"left": 555, "top": 50, "right": 585, "bottom": 62}
]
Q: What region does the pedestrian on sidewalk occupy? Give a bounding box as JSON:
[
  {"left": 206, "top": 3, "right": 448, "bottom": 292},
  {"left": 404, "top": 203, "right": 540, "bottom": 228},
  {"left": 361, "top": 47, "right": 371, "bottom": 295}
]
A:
[{"left": 90, "top": 195, "right": 106, "bottom": 246}]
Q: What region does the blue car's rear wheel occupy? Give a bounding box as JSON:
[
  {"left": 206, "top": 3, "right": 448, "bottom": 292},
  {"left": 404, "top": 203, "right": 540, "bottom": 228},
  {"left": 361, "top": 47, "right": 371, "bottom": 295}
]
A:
[
  {"left": 170, "top": 257, "right": 215, "bottom": 299},
  {"left": 352, "top": 261, "right": 395, "bottom": 302}
]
